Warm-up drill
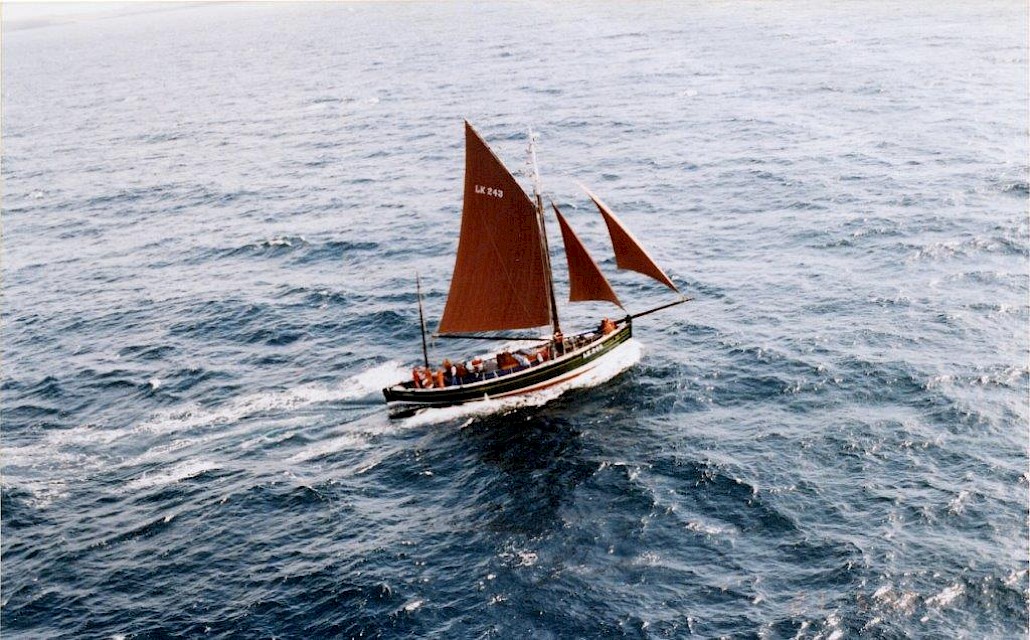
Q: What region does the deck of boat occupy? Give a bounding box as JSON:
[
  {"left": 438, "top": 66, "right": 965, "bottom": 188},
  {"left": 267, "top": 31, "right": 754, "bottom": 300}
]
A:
[{"left": 382, "top": 321, "right": 631, "bottom": 413}]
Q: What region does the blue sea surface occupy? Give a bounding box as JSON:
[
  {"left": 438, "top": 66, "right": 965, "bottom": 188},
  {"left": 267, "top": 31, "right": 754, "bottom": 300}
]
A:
[{"left": 2, "top": 2, "right": 1027, "bottom": 637}]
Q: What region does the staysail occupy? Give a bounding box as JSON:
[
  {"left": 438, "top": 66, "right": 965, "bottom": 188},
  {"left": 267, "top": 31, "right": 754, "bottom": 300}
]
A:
[
  {"left": 585, "top": 187, "right": 680, "bottom": 294},
  {"left": 553, "top": 204, "right": 622, "bottom": 308},
  {"left": 438, "top": 122, "right": 554, "bottom": 333}
]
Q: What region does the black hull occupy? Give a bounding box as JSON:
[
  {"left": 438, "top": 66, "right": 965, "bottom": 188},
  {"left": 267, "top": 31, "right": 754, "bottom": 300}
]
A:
[{"left": 382, "top": 321, "right": 632, "bottom": 413}]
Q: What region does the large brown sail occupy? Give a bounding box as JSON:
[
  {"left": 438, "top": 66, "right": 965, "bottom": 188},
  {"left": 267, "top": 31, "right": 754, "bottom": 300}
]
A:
[
  {"left": 553, "top": 204, "right": 622, "bottom": 308},
  {"left": 438, "top": 122, "right": 553, "bottom": 333},
  {"left": 585, "top": 188, "right": 680, "bottom": 294}
]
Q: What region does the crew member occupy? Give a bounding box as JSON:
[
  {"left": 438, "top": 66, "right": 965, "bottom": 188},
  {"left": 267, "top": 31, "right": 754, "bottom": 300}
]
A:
[{"left": 412, "top": 366, "right": 432, "bottom": 388}]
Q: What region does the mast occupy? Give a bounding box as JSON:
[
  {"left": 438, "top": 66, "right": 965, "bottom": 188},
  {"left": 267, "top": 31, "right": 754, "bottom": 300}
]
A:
[
  {"left": 528, "top": 126, "right": 561, "bottom": 336},
  {"left": 415, "top": 271, "right": 430, "bottom": 368}
]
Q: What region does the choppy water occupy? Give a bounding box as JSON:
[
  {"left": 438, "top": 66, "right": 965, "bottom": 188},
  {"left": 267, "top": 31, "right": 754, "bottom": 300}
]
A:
[{"left": 3, "top": 2, "right": 1027, "bottom": 638}]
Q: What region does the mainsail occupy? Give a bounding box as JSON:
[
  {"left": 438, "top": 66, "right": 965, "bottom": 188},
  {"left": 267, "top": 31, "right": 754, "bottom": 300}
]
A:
[
  {"left": 585, "top": 188, "right": 680, "bottom": 294},
  {"left": 553, "top": 204, "right": 622, "bottom": 308},
  {"left": 438, "top": 122, "right": 554, "bottom": 333}
]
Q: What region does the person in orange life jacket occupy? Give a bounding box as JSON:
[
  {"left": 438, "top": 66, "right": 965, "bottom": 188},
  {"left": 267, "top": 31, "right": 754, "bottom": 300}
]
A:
[
  {"left": 412, "top": 366, "right": 432, "bottom": 388},
  {"left": 600, "top": 317, "right": 616, "bottom": 335}
]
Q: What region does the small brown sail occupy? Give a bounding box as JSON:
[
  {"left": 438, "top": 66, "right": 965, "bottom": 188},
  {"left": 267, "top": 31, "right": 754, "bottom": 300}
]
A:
[
  {"left": 553, "top": 204, "right": 622, "bottom": 308},
  {"left": 438, "top": 122, "right": 553, "bottom": 333},
  {"left": 585, "top": 187, "right": 680, "bottom": 294}
]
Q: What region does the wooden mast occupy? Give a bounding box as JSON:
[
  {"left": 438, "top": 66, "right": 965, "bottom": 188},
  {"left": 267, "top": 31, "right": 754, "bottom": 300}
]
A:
[
  {"left": 528, "top": 126, "right": 561, "bottom": 336},
  {"left": 415, "top": 271, "right": 430, "bottom": 368}
]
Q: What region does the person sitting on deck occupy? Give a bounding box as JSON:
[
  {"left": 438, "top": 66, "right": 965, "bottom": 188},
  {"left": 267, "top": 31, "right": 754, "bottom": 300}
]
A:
[
  {"left": 441, "top": 359, "right": 459, "bottom": 385},
  {"left": 412, "top": 366, "right": 432, "bottom": 388},
  {"left": 497, "top": 351, "right": 520, "bottom": 371},
  {"left": 600, "top": 317, "right": 617, "bottom": 335}
]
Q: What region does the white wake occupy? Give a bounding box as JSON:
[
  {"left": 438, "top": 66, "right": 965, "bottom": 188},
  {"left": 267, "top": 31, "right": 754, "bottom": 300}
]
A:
[{"left": 135, "top": 360, "right": 408, "bottom": 436}]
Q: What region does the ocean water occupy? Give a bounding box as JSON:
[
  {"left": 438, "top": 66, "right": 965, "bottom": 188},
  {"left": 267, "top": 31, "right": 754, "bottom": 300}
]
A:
[{"left": 2, "top": 2, "right": 1027, "bottom": 638}]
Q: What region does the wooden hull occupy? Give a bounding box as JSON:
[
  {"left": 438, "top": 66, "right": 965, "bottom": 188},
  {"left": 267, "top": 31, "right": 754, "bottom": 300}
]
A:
[{"left": 382, "top": 321, "right": 632, "bottom": 414}]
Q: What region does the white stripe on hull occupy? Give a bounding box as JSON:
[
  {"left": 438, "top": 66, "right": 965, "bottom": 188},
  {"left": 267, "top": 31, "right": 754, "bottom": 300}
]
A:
[{"left": 489, "top": 357, "right": 601, "bottom": 398}]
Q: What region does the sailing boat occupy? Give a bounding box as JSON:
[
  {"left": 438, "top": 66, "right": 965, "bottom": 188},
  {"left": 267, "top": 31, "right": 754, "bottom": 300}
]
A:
[{"left": 382, "top": 121, "right": 687, "bottom": 413}]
